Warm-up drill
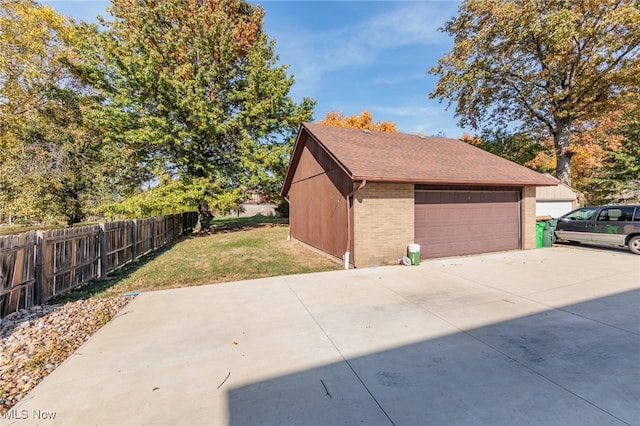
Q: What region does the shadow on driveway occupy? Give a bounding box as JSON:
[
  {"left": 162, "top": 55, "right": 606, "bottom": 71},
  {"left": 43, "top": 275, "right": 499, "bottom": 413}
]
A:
[{"left": 228, "top": 289, "right": 639, "bottom": 426}]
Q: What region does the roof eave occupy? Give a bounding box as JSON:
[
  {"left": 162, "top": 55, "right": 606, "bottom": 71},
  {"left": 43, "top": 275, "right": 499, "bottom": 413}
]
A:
[
  {"left": 351, "top": 176, "right": 559, "bottom": 187},
  {"left": 280, "top": 125, "right": 307, "bottom": 197}
]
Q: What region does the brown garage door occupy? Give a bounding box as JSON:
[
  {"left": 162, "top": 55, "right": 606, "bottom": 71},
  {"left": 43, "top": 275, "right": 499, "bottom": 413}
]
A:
[{"left": 415, "top": 190, "right": 520, "bottom": 259}]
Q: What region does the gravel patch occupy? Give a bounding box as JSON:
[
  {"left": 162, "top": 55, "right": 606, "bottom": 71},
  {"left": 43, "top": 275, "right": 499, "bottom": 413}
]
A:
[{"left": 0, "top": 296, "right": 134, "bottom": 414}]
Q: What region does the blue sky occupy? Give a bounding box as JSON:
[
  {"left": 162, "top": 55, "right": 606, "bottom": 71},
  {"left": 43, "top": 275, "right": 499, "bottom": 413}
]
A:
[{"left": 44, "top": 0, "right": 464, "bottom": 137}]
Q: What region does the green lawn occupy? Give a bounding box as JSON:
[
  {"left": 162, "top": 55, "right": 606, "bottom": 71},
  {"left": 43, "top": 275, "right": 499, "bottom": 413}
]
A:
[{"left": 52, "top": 216, "right": 341, "bottom": 302}]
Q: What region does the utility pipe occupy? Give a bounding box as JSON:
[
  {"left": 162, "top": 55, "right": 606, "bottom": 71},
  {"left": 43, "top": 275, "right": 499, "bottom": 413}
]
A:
[
  {"left": 344, "top": 180, "right": 367, "bottom": 269},
  {"left": 283, "top": 196, "right": 291, "bottom": 240}
]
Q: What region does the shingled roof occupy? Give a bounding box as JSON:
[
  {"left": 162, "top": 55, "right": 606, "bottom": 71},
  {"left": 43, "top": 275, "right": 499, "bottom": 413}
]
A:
[{"left": 282, "top": 122, "right": 557, "bottom": 195}]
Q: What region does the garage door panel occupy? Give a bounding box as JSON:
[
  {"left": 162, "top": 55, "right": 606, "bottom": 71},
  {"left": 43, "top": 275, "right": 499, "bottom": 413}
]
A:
[{"left": 415, "top": 191, "right": 520, "bottom": 258}]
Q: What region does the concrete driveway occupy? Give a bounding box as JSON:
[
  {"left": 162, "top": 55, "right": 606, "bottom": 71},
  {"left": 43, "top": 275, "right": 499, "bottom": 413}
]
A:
[{"left": 5, "top": 246, "right": 640, "bottom": 426}]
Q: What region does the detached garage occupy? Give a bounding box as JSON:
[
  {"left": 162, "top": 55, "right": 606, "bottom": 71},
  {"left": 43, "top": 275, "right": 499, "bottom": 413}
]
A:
[
  {"left": 281, "top": 123, "right": 557, "bottom": 268},
  {"left": 535, "top": 175, "right": 581, "bottom": 218}
]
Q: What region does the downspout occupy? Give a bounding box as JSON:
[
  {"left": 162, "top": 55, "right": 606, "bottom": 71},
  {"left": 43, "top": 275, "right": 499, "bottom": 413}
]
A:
[
  {"left": 284, "top": 196, "right": 291, "bottom": 240},
  {"left": 345, "top": 180, "right": 367, "bottom": 269}
]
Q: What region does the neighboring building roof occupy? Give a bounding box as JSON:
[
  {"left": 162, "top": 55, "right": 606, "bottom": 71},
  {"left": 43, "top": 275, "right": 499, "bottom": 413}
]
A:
[
  {"left": 282, "top": 122, "right": 558, "bottom": 195},
  {"left": 536, "top": 174, "right": 581, "bottom": 202}
]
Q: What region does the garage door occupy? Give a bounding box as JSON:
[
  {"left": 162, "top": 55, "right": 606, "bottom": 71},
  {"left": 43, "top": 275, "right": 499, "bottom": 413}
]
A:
[{"left": 415, "top": 190, "right": 520, "bottom": 259}]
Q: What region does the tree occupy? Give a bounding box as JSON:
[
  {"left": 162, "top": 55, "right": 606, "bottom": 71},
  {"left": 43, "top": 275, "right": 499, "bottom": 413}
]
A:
[
  {"left": 0, "top": 0, "right": 132, "bottom": 225},
  {"left": 85, "top": 0, "right": 314, "bottom": 229},
  {"left": 98, "top": 173, "right": 247, "bottom": 219},
  {"left": 460, "top": 129, "right": 545, "bottom": 166},
  {"left": 580, "top": 103, "right": 640, "bottom": 203},
  {"left": 0, "top": 87, "right": 114, "bottom": 225},
  {"left": 429, "top": 0, "right": 640, "bottom": 186},
  {"left": 523, "top": 103, "right": 640, "bottom": 203},
  {"left": 319, "top": 110, "right": 397, "bottom": 132},
  {"left": 0, "top": 0, "right": 68, "bottom": 136},
  {"left": 601, "top": 118, "right": 640, "bottom": 202}
]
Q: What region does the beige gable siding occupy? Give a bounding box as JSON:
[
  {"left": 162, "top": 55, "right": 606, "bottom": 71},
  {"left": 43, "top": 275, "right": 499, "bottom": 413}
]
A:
[
  {"left": 521, "top": 186, "right": 537, "bottom": 250},
  {"left": 536, "top": 182, "right": 579, "bottom": 202},
  {"left": 352, "top": 183, "right": 414, "bottom": 268}
]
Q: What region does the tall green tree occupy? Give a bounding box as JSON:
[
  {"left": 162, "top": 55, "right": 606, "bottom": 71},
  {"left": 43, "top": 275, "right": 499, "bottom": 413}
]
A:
[
  {"left": 429, "top": 0, "right": 640, "bottom": 186},
  {"left": 85, "top": 0, "right": 314, "bottom": 228}
]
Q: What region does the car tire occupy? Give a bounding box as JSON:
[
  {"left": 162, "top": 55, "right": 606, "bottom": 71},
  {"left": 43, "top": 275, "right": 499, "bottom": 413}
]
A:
[{"left": 628, "top": 235, "right": 640, "bottom": 255}]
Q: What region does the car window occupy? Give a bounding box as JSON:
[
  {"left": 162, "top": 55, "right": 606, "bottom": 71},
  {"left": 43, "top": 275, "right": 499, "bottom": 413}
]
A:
[
  {"left": 597, "top": 207, "right": 636, "bottom": 222},
  {"left": 634, "top": 208, "right": 640, "bottom": 222},
  {"left": 564, "top": 207, "right": 598, "bottom": 221}
]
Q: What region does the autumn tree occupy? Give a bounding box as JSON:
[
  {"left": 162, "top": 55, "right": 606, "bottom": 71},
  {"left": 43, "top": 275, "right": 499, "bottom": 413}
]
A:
[
  {"left": 83, "top": 0, "right": 314, "bottom": 228},
  {"left": 0, "top": 0, "right": 67, "bottom": 137},
  {"left": 0, "top": 0, "right": 132, "bottom": 225},
  {"left": 577, "top": 104, "right": 640, "bottom": 203},
  {"left": 1, "top": 88, "right": 115, "bottom": 225},
  {"left": 319, "top": 110, "right": 397, "bottom": 132},
  {"left": 523, "top": 103, "right": 640, "bottom": 203},
  {"left": 429, "top": 0, "right": 640, "bottom": 186}
]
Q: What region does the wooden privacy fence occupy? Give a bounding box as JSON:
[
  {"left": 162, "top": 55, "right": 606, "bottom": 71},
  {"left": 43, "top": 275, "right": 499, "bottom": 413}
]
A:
[{"left": 0, "top": 212, "right": 198, "bottom": 318}]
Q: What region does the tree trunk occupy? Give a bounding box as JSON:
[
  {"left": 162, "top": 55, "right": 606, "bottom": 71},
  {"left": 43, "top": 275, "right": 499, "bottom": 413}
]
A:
[
  {"left": 554, "top": 118, "right": 574, "bottom": 186},
  {"left": 198, "top": 202, "right": 212, "bottom": 232},
  {"left": 65, "top": 194, "right": 83, "bottom": 227}
]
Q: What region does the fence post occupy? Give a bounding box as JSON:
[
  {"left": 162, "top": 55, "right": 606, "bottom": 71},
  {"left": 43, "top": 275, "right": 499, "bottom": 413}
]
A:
[
  {"left": 34, "top": 231, "right": 44, "bottom": 305},
  {"left": 98, "top": 223, "right": 107, "bottom": 279},
  {"left": 131, "top": 219, "right": 138, "bottom": 262},
  {"left": 151, "top": 218, "right": 156, "bottom": 250}
]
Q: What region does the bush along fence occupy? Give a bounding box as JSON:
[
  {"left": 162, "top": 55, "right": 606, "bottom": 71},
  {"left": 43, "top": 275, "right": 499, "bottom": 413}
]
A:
[{"left": 0, "top": 212, "right": 198, "bottom": 318}]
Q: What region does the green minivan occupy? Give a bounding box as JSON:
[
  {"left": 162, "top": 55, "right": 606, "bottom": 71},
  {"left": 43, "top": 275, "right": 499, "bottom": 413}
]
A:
[{"left": 554, "top": 205, "right": 640, "bottom": 255}]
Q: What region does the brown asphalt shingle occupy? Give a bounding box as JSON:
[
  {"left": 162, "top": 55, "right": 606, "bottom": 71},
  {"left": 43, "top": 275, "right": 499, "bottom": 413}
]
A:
[{"left": 299, "top": 122, "right": 557, "bottom": 186}]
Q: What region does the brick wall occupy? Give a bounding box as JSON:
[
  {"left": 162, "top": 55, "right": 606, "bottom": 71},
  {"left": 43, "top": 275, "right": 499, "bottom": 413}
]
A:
[
  {"left": 521, "top": 186, "right": 537, "bottom": 249},
  {"left": 352, "top": 182, "right": 414, "bottom": 267}
]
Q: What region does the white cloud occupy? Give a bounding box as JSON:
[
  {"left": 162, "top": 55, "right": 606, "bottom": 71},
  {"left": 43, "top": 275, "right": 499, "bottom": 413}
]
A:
[
  {"left": 371, "top": 103, "right": 465, "bottom": 137},
  {"left": 373, "top": 71, "right": 429, "bottom": 85},
  {"left": 273, "top": 2, "right": 458, "bottom": 97},
  {"left": 360, "top": 3, "right": 454, "bottom": 48}
]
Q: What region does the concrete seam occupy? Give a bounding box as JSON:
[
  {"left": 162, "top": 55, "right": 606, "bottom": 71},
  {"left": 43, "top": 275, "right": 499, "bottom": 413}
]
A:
[{"left": 287, "top": 285, "right": 396, "bottom": 426}]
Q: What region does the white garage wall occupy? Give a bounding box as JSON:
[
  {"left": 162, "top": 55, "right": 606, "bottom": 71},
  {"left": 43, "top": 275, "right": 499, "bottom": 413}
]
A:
[{"left": 536, "top": 201, "right": 574, "bottom": 218}]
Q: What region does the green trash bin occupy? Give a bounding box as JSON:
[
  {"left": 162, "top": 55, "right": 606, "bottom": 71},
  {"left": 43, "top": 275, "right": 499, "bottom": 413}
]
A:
[
  {"left": 542, "top": 219, "right": 558, "bottom": 247},
  {"left": 407, "top": 243, "right": 420, "bottom": 266},
  {"left": 536, "top": 222, "right": 545, "bottom": 248}
]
